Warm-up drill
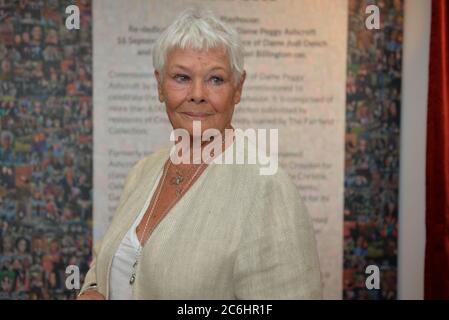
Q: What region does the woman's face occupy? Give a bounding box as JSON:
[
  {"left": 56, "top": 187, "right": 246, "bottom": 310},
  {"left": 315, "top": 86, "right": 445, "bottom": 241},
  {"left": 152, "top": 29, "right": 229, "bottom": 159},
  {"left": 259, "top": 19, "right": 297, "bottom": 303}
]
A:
[{"left": 155, "top": 46, "right": 245, "bottom": 137}]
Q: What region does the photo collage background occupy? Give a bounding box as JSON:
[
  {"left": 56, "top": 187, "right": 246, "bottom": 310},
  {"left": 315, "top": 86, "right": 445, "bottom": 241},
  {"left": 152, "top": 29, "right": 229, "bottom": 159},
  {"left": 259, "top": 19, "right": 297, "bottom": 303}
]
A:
[
  {"left": 0, "top": 0, "right": 92, "bottom": 299},
  {"left": 0, "top": 0, "right": 403, "bottom": 299},
  {"left": 343, "top": 0, "right": 402, "bottom": 300}
]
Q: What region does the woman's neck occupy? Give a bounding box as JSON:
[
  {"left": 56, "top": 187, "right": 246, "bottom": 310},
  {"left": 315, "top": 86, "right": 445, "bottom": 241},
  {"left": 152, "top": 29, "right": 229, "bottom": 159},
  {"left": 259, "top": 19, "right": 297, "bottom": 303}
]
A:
[{"left": 176, "top": 124, "right": 235, "bottom": 165}]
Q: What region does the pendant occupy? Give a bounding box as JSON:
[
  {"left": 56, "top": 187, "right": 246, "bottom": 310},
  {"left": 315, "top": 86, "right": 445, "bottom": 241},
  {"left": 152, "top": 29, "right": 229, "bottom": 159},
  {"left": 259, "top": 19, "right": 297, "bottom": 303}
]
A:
[
  {"left": 170, "top": 171, "right": 184, "bottom": 196},
  {"left": 129, "top": 273, "right": 136, "bottom": 285},
  {"left": 130, "top": 259, "right": 138, "bottom": 285},
  {"left": 171, "top": 172, "right": 183, "bottom": 185}
]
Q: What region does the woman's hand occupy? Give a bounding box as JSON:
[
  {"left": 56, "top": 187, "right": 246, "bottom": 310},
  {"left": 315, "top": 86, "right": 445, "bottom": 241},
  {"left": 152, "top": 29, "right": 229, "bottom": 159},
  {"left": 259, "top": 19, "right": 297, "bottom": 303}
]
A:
[{"left": 77, "top": 290, "right": 105, "bottom": 300}]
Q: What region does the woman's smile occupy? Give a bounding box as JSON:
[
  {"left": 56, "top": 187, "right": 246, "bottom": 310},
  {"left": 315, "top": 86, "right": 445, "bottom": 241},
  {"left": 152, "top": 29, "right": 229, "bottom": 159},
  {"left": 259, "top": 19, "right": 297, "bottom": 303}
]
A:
[{"left": 180, "top": 111, "right": 214, "bottom": 121}]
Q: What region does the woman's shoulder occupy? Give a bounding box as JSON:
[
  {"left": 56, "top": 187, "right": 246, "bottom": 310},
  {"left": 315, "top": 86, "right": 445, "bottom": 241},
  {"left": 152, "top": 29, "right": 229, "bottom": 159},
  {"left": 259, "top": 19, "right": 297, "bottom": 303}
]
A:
[
  {"left": 253, "top": 163, "right": 298, "bottom": 199},
  {"left": 138, "top": 147, "right": 170, "bottom": 167},
  {"left": 233, "top": 139, "right": 296, "bottom": 192},
  {"left": 223, "top": 157, "right": 298, "bottom": 209}
]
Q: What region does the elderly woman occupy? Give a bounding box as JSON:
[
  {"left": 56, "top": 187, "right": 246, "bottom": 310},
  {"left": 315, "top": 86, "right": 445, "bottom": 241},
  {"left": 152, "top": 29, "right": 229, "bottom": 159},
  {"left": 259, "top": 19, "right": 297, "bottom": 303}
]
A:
[{"left": 78, "top": 8, "right": 321, "bottom": 300}]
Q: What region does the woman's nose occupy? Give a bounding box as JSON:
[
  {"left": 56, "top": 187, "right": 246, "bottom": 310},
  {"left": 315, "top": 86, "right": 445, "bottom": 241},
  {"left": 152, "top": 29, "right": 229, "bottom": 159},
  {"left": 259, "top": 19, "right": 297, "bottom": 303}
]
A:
[{"left": 189, "top": 79, "right": 207, "bottom": 103}]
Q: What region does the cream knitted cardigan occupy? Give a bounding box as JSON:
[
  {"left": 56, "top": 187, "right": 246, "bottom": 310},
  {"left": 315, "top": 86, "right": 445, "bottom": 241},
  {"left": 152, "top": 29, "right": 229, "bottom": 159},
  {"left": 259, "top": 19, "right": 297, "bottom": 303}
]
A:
[{"left": 80, "top": 143, "right": 322, "bottom": 299}]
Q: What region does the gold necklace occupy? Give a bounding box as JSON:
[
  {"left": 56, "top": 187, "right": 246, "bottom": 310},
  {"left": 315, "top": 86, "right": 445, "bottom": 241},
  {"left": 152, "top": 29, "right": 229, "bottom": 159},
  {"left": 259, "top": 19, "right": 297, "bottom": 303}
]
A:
[
  {"left": 170, "top": 164, "right": 205, "bottom": 196},
  {"left": 130, "top": 159, "right": 207, "bottom": 285},
  {"left": 169, "top": 135, "right": 228, "bottom": 196}
]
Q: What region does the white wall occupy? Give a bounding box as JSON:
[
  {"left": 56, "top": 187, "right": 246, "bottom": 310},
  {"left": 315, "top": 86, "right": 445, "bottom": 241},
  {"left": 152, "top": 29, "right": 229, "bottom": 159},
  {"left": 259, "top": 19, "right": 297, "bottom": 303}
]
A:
[{"left": 398, "top": 0, "right": 431, "bottom": 300}]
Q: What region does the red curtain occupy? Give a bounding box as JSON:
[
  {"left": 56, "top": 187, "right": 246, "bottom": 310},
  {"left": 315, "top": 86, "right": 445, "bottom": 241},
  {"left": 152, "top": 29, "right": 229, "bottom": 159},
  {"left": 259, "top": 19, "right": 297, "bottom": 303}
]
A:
[{"left": 425, "top": 0, "right": 449, "bottom": 300}]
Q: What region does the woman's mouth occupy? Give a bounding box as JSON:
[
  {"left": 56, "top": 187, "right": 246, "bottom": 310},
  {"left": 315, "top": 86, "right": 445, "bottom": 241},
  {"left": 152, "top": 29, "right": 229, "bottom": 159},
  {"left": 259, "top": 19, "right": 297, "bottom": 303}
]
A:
[{"left": 181, "top": 112, "right": 213, "bottom": 120}]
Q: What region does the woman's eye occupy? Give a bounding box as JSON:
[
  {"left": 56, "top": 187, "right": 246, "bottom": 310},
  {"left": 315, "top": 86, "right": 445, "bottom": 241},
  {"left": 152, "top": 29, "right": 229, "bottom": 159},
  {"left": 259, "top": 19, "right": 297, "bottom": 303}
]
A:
[
  {"left": 173, "top": 74, "right": 190, "bottom": 83},
  {"left": 209, "top": 76, "right": 224, "bottom": 85}
]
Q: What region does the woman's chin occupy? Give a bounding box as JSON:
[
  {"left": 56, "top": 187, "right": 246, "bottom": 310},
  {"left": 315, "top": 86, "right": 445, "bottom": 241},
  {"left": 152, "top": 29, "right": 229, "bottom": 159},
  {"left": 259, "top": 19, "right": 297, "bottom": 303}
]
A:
[{"left": 174, "top": 121, "right": 217, "bottom": 134}]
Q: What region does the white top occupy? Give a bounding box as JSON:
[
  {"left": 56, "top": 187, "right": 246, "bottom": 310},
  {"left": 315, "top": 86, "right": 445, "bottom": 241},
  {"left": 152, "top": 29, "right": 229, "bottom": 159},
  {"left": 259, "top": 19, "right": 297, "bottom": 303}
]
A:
[{"left": 109, "top": 170, "right": 163, "bottom": 300}]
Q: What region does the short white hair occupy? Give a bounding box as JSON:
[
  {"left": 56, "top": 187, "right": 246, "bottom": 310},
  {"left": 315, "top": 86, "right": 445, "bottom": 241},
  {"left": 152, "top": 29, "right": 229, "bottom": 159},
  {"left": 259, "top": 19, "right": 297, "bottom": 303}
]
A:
[{"left": 152, "top": 7, "right": 245, "bottom": 82}]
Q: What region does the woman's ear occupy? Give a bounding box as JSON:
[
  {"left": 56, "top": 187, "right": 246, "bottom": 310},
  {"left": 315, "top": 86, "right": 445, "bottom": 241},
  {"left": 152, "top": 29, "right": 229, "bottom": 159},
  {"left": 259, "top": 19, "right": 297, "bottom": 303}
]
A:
[
  {"left": 154, "top": 70, "right": 165, "bottom": 103},
  {"left": 233, "top": 70, "right": 246, "bottom": 105}
]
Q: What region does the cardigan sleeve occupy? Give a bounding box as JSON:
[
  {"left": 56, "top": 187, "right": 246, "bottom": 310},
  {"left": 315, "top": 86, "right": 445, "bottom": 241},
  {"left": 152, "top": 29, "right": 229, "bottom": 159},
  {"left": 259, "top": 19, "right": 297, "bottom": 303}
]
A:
[
  {"left": 232, "top": 168, "right": 323, "bottom": 299},
  {"left": 78, "top": 237, "right": 102, "bottom": 296},
  {"left": 78, "top": 156, "right": 146, "bottom": 296}
]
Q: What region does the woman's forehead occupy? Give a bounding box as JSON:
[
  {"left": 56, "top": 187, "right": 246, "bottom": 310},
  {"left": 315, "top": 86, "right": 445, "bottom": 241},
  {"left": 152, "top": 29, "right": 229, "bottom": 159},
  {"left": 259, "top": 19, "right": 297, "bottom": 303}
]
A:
[{"left": 166, "top": 46, "right": 231, "bottom": 70}]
